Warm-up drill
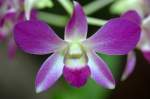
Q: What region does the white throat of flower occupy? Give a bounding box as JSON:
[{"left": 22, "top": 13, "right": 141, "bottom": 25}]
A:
[{"left": 64, "top": 42, "right": 88, "bottom": 69}]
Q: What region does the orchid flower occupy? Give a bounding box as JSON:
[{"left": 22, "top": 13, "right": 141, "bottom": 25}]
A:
[
  {"left": 121, "top": 10, "right": 150, "bottom": 80},
  {"left": 14, "top": 1, "right": 140, "bottom": 93},
  {"left": 0, "top": 0, "right": 37, "bottom": 59}
]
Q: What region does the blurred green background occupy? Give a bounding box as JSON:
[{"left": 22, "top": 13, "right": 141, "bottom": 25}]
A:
[{"left": 0, "top": 0, "right": 150, "bottom": 99}]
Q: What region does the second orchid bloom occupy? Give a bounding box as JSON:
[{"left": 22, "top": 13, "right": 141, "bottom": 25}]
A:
[
  {"left": 121, "top": 10, "right": 150, "bottom": 80},
  {"left": 14, "top": 2, "right": 141, "bottom": 93}
]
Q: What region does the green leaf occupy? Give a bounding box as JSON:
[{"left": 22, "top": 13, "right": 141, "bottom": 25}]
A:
[{"left": 38, "top": 12, "right": 68, "bottom": 27}]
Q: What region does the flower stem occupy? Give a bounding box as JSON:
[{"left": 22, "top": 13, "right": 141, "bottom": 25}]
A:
[
  {"left": 87, "top": 17, "right": 107, "bottom": 26},
  {"left": 38, "top": 11, "right": 68, "bottom": 27},
  {"left": 83, "top": 0, "right": 113, "bottom": 15},
  {"left": 58, "top": 0, "right": 73, "bottom": 14}
]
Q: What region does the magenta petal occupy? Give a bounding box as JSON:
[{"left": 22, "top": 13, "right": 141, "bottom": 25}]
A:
[
  {"left": 121, "top": 51, "right": 136, "bottom": 81},
  {"left": 63, "top": 66, "right": 90, "bottom": 88},
  {"left": 87, "top": 52, "right": 115, "bottom": 89},
  {"left": 143, "top": 51, "right": 150, "bottom": 63},
  {"left": 35, "top": 53, "right": 64, "bottom": 93},
  {"left": 8, "top": 38, "right": 17, "bottom": 60},
  {"left": 84, "top": 18, "right": 141, "bottom": 55},
  {"left": 65, "top": 1, "right": 87, "bottom": 41},
  {"left": 121, "top": 10, "right": 142, "bottom": 25},
  {"left": 14, "top": 20, "right": 66, "bottom": 55}
]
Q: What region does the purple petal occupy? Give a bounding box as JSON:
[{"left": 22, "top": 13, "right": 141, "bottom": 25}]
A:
[
  {"left": 35, "top": 53, "right": 64, "bottom": 93},
  {"left": 143, "top": 51, "right": 150, "bottom": 63},
  {"left": 14, "top": 20, "right": 67, "bottom": 55},
  {"left": 63, "top": 66, "right": 90, "bottom": 88},
  {"left": 87, "top": 52, "right": 115, "bottom": 89},
  {"left": 8, "top": 38, "right": 17, "bottom": 60},
  {"left": 121, "top": 51, "right": 136, "bottom": 81},
  {"left": 121, "top": 10, "right": 142, "bottom": 25},
  {"left": 65, "top": 1, "right": 87, "bottom": 41},
  {"left": 84, "top": 18, "right": 141, "bottom": 55}
]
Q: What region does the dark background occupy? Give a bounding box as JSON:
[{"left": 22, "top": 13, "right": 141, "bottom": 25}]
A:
[{"left": 0, "top": 0, "right": 150, "bottom": 99}]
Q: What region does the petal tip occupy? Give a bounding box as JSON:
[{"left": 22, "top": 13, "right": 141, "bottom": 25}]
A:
[
  {"left": 73, "top": 1, "right": 78, "bottom": 6},
  {"left": 108, "top": 82, "right": 115, "bottom": 89},
  {"left": 35, "top": 87, "right": 41, "bottom": 94},
  {"left": 121, "top": 75, "right": 126, "bottom": 81},
  {"left": 35, "top": 80, "right": 45, "bottom": 93},
  {"left": 104, "top": 78, "right": 115, "bottom": 89},
  {"left": 121, "top": 51, "right": 136, "bottom": 81},
  {"left": 35, "top": 85, "right": 44, "bottom": 94},
  {"left": 73, "top": 1, "right": 82, "bottom": 10}
]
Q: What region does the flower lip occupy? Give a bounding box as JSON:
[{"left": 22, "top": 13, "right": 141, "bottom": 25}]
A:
[{"left": 63, "top": 65, "right": 91, "bottom": 88}]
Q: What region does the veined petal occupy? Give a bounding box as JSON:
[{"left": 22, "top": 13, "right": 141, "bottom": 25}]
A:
[
  {"left": 121, "top": 51, "right": 136, "bottom": 81},
  {"left": 35, "top": 53, "right": 64, "bottom": 93},
  {"left": 84, "top": 18, "right": 141, "bottom": 55},
  {"left": 63, "top": 66, "right": 90, "bottom": 88},
  {"left": 87, "top": 52, "right": 115, "bottom": 89},
  {"left": 65, "top": 1, "right": 87, "bottom": 41},
  {"left": 121, "top": 10, "right": 142, "bottom": 25},
  {"left": 8, "top": 38, "right": 17, "bottom": 60},
  {"left": 14, "top": 20, "right": 67, "bottom": 55}
]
